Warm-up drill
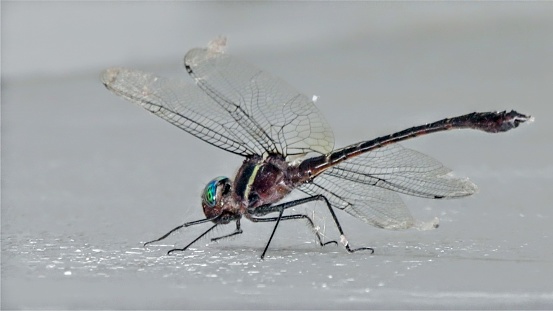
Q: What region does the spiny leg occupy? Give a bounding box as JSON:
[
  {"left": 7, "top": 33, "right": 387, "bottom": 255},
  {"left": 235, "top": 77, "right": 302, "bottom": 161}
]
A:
[
  {"left": 262, "top": 205, "right": 285, "bottom": 259},
  {"left": 251, "top": 214, "right": 338, "bottom": 247},
  {"left": 143, "top": 217, "right": 217, "bottom": 247},
  {"left": 144, "top": 224, "right": 184, "bottom": 247},
  {"left": 250, "top": 195, "right": 374, "bottom": 256},
  {"left": 211, "top": 219, "right": 243, "bottom": 242},
  {"left": 301, "top": 195, "right": 374, "bottom": 253},
  {"left": 167, "top": 224, "right": 218, "bottom": 255},
  {"left": 315, "top": 195, "right": 374, "bottom": 254}
]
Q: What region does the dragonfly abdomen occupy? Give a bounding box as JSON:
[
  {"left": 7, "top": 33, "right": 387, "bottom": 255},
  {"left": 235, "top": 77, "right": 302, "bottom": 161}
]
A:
[{"left": 299, "top": 110, "right": 532, "bottom": 179}]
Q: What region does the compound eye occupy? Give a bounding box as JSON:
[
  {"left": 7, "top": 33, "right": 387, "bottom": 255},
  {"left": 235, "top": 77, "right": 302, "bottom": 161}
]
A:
[{"left": 202, "top": 176, "right": 229, "bottom": 208}]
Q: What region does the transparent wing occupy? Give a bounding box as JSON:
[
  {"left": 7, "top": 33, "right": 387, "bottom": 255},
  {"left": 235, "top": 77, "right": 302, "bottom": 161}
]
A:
[
  {"left": 300, "top": 174, "right": 415, "bottom": 230},
  {"left": 326, "top": 144, "right": 477, "bottom": 199},
  {"left": 299, "top": 144, "right": 476, "bottom": 229},
  {"left": 101, "top": 68, "right": 260, "bottom": 156},
  {"left": 184, "top": 44, "right": 334, "bottom": 156}
]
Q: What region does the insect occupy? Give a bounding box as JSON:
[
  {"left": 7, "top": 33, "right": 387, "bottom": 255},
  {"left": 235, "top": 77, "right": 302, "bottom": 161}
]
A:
[{"left": 101, "top": 37, "right": 532, "bottom": 259}]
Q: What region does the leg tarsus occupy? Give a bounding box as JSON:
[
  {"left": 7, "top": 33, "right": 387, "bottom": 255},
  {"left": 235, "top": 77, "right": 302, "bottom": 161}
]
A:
[
  {"left": 314, "top": 195, "right": 375, "bottom": 254},
  {"left": 144, "top": 224, "right": 184, "bottom": 247},
  {"left": 143, "top": 217, "right": 218, "bottom": 248},
  {"left": 166, "top": 224, "right": 218, "bottom": 255},
  {"left": 339, "top": 233, "right": 375, "bottom": 254},
  {"left": 346, "top": 244, "right": 375, "bottom": 254},
  {"left": 323, "top": 240, "right": 339, "bottom": 247}
]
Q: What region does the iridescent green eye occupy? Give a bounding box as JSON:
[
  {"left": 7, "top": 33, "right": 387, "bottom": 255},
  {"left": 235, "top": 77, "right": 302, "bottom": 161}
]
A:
[
  {"left": 204, "top": 181, "right": 217, "bottom": 207},
  {"left": 202, "top": 176, "right": 228, "bottom": 208}
]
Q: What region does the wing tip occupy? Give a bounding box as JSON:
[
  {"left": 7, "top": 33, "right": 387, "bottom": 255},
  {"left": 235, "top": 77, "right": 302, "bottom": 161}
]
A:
[
  {"left": 438, "top": 175, "right": 479, "bottom": 198},
  {"left": 458, "top": 178, "right": 478, "bottom": 197},
  {"left": 100, "top": 67, "right": 123, "bottom": 88},
  {"left": 414, "top": 217, "right": 440, "bottom": 231},
  {"left": 185, "top": 36, "right": 228, "bottom": 70},
  {"left": 207, "top": 36, "right": 227, "bottom": 54}
]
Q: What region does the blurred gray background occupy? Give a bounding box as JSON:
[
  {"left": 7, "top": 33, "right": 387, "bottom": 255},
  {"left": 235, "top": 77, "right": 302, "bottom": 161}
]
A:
[{"left": 2, "top": 2, "right": 552, "bottom": 309}]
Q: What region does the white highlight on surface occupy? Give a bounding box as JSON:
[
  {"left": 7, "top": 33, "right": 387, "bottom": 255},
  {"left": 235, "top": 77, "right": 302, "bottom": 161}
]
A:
[{"left": 312, "top": 95, "right": 318, "bottom": 103}]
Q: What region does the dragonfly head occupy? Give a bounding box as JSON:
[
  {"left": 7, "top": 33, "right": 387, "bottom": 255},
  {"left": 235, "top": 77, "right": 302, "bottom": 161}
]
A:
[{"left": 201, "top": 176, "right": 233, "bottom": 222}]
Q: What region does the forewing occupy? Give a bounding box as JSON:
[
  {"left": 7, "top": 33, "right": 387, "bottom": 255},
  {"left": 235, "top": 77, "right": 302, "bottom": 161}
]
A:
[
  {"left": 300, "top": 174, "right": 415, "bottom": 230},
  {"left": 101, "top": 68, "right": 260, "bottom": 156},
  {"left": 184, "top": 45, "right": 334, "bottom": 156},
  {"left": 326, "top": 144, "right": 477, "bottom": 199}
]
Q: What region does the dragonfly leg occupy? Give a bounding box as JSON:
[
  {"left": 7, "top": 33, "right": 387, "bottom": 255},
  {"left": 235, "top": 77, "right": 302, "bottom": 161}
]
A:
[
  {"left": 167, "top": 224, "right": 218, "bottom": 255},
  {"left": 251, "top": 213, "right": 338, "bottom": 248},
  {"left": 144, "top": 224, "right": 185, "bottom": 248},
  {"left": 250, "top": 195, "right": 374, "bottom": 255},
  {"left": 211, "top": 219, "right": 243, "bottom": 242},
  {"left": 314, "top": 195, "right": 375, "bottom": 254},
  {"left": 261, "top": 205, "right": 285, "bottom": 259},
  {"left": 144, "top": 216, "right": 218, "bottom": 247}
]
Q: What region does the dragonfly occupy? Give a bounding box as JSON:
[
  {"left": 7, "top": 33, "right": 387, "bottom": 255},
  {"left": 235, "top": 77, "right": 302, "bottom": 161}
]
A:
[{"left": 101, "top": 38, "right": 532, "bottom": 259}]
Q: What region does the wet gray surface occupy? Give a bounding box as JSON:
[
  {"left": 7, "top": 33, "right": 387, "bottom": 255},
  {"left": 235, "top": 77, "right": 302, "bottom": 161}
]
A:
[{"left": 2, "top": 2, "right": 552, "bottom": 309}]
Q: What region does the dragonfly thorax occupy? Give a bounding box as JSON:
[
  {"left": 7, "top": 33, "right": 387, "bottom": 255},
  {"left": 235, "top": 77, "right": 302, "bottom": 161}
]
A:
[{"left": 201, "top": 176, "right": 234, "bottom": 221}]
